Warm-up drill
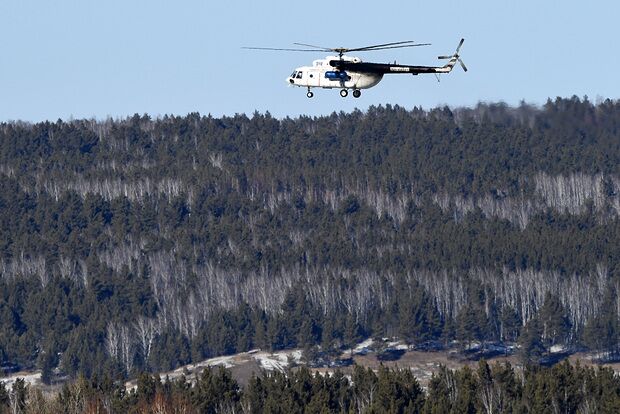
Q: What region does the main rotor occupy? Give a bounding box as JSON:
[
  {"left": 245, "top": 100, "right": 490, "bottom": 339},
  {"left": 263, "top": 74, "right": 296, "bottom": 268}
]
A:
[{"left": 243, "top": 40, "right": 431, "bottom": 59}]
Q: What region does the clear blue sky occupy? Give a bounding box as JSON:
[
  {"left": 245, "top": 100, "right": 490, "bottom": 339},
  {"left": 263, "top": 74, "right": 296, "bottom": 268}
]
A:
[{"left": 1, "top": 0, "right": 618, "bottom": 122}]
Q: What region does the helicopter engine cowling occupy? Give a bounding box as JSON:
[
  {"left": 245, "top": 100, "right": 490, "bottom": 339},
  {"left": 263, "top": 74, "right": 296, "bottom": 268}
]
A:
[{"left": 324, "top": 71, "right": 349, "bottom": 80}]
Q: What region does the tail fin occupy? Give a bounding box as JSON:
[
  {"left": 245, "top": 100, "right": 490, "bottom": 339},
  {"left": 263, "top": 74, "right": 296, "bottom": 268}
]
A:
[{"left": 441, "top": 56, "right": 459, "bottom": 72}]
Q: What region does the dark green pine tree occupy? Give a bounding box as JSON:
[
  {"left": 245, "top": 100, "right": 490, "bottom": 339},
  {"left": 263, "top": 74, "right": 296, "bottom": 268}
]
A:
[
  {"left": 538, "top": 293, "right": 570, "bottom": 347},
  {"left": 519, "top": 318, "right": 546, "bottom": 364}
]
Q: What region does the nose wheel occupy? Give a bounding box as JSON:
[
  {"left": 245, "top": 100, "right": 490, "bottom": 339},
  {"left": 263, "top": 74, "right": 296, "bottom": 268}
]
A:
[
  {"left": 340, "top": 89, "right": 348, "bottom": 98},
  {"left": 306, "top": 90, "right": 314, "bottom": 98},
  {"left": 353, "top": 89, "right": 361, "bottom": 98}
]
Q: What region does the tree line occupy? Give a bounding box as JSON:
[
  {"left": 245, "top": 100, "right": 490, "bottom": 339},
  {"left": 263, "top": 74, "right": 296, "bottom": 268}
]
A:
[{"left": 3, "top": 361, "right": 620, "bottom": 413}]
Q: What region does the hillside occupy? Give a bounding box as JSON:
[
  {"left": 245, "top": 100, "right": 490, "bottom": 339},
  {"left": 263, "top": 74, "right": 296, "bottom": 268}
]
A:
[{"left": 1, "top": 96, "right": 620, "bottom": 382}]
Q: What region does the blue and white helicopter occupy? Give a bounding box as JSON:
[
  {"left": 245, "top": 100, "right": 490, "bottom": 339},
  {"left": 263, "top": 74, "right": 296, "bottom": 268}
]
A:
[{"left": 244, "top": 39, "right": 466, "bottom": 98}]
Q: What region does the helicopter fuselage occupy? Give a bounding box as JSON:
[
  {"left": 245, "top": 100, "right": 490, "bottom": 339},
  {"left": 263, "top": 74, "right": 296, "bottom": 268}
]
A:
[
  {"left": 287, "top": 55, "right": 383, "bottom": 91},
  {"left": 269, "top": 38, "right": 466, "bottom": 98}
]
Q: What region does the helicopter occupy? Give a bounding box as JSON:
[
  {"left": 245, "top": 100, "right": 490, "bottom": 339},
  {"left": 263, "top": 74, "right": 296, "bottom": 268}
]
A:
[{"left": 243, "top": 39, "right": 466, "bottom": 98}]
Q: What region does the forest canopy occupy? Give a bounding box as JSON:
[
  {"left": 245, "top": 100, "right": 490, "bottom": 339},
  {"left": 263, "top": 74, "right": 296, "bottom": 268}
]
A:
[{"left": 1, "top": 97, "right": 619, "bottom": 380}]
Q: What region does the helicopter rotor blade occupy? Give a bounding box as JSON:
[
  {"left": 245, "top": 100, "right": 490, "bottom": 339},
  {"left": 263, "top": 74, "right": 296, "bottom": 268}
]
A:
[
  {"left": 348, "top": 41, "right": 429, "bottom": 52},
  {"left": 437, "top": 38, "right": 466, "bottom": 71},
  {"left": 350, "top": 43, "right": 431, "bottom": 52},
  {"left": 242, "top": 46, "right": 325, "bottom": 52},
  {"left": 347, "top": 40, "right": 417, "bottom": 51},
  {"left": 244, "top": 39, "right": 438, "bottom": 57},
  {"left": 455, "top": 38, "right": 465, "bottom": 54},
  {"left": 292, "top": 42, "right": 333, "bottom": 51},
  {"left": 458, "top": 59, "right": 468, "bottom": 72}
]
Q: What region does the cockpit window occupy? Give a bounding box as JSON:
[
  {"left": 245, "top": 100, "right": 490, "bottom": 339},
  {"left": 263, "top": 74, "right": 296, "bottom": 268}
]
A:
[
  {"left": 290, "top": 71, "right": 297, "bottom": 78},
  {"left": 296, "top": 71, "right": 303, "bottom": 79}
]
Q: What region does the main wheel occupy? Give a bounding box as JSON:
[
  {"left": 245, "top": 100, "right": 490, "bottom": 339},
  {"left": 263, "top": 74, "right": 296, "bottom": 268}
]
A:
[
  {"left": 353, "top": 89, "right": 361, "bottom": 98},
  {"left": 306, "top": 91, "right": 314, "bottom": 98},
  {"left": 340, "top": 89, "right": 348, "bottom": 98}
]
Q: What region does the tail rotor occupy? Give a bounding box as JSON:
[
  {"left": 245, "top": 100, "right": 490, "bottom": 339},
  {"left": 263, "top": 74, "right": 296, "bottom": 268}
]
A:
[{"left": 438, "top": 38, "right": 467, "bottom": 72}]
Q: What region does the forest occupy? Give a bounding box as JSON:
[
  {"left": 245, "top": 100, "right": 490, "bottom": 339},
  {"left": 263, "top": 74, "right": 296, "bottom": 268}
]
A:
[
  {"left": 1, "top": 96, "right": 620, "bottom": 383},
  {"left": 2, "top": 361, "right": 620, "bottom": 413}
]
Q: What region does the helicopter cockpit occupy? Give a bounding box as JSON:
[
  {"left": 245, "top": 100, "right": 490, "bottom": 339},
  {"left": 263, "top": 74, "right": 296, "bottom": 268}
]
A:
[{"left": 288, "top": 69, "right": 304, "bottom": 84}]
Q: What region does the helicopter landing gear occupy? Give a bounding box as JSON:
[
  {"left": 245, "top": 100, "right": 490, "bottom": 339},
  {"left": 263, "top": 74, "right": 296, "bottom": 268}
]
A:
[
  {"left": 352, "top": 89, "right": 361, "bottom": 98},
  {"left": 306, "top": 90, "right": 314, "bottom": 98},
  {"left": 340, "top": 89, "right": 348, "bottom": 98}
]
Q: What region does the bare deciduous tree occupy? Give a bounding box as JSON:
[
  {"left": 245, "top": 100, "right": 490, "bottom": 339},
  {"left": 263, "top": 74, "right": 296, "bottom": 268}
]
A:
[{"left": 135, "top": 316, "right": 158, "bottom": 365}]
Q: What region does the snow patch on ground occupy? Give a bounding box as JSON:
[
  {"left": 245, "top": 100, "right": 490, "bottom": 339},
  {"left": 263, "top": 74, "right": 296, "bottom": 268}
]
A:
[
  {"left": 550, "top": 345, "right": 568, "bottom": 354},
  {"left": 386, "top": 340, "right": 409, "bottom": 351},
  {"left": 254, "top": 353, "right": 287, "bottom": 372},
  {"left": 289, "top": 350, "right": 303, "bottom": 364},
  {"left": 352, "top": 338, "right": 374, "bottom": 355},
  {"left": 168, "top": 355, "right": 236, "bottom": 378},
  {"left": 204, "top": 355, "right": 236, "bottom": 369},
  {"left": 252, "top": 350, "right": 303, "bottom": 372},
  {"left": 0, "top": 372, "right": 41, "bottom": 389}
]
